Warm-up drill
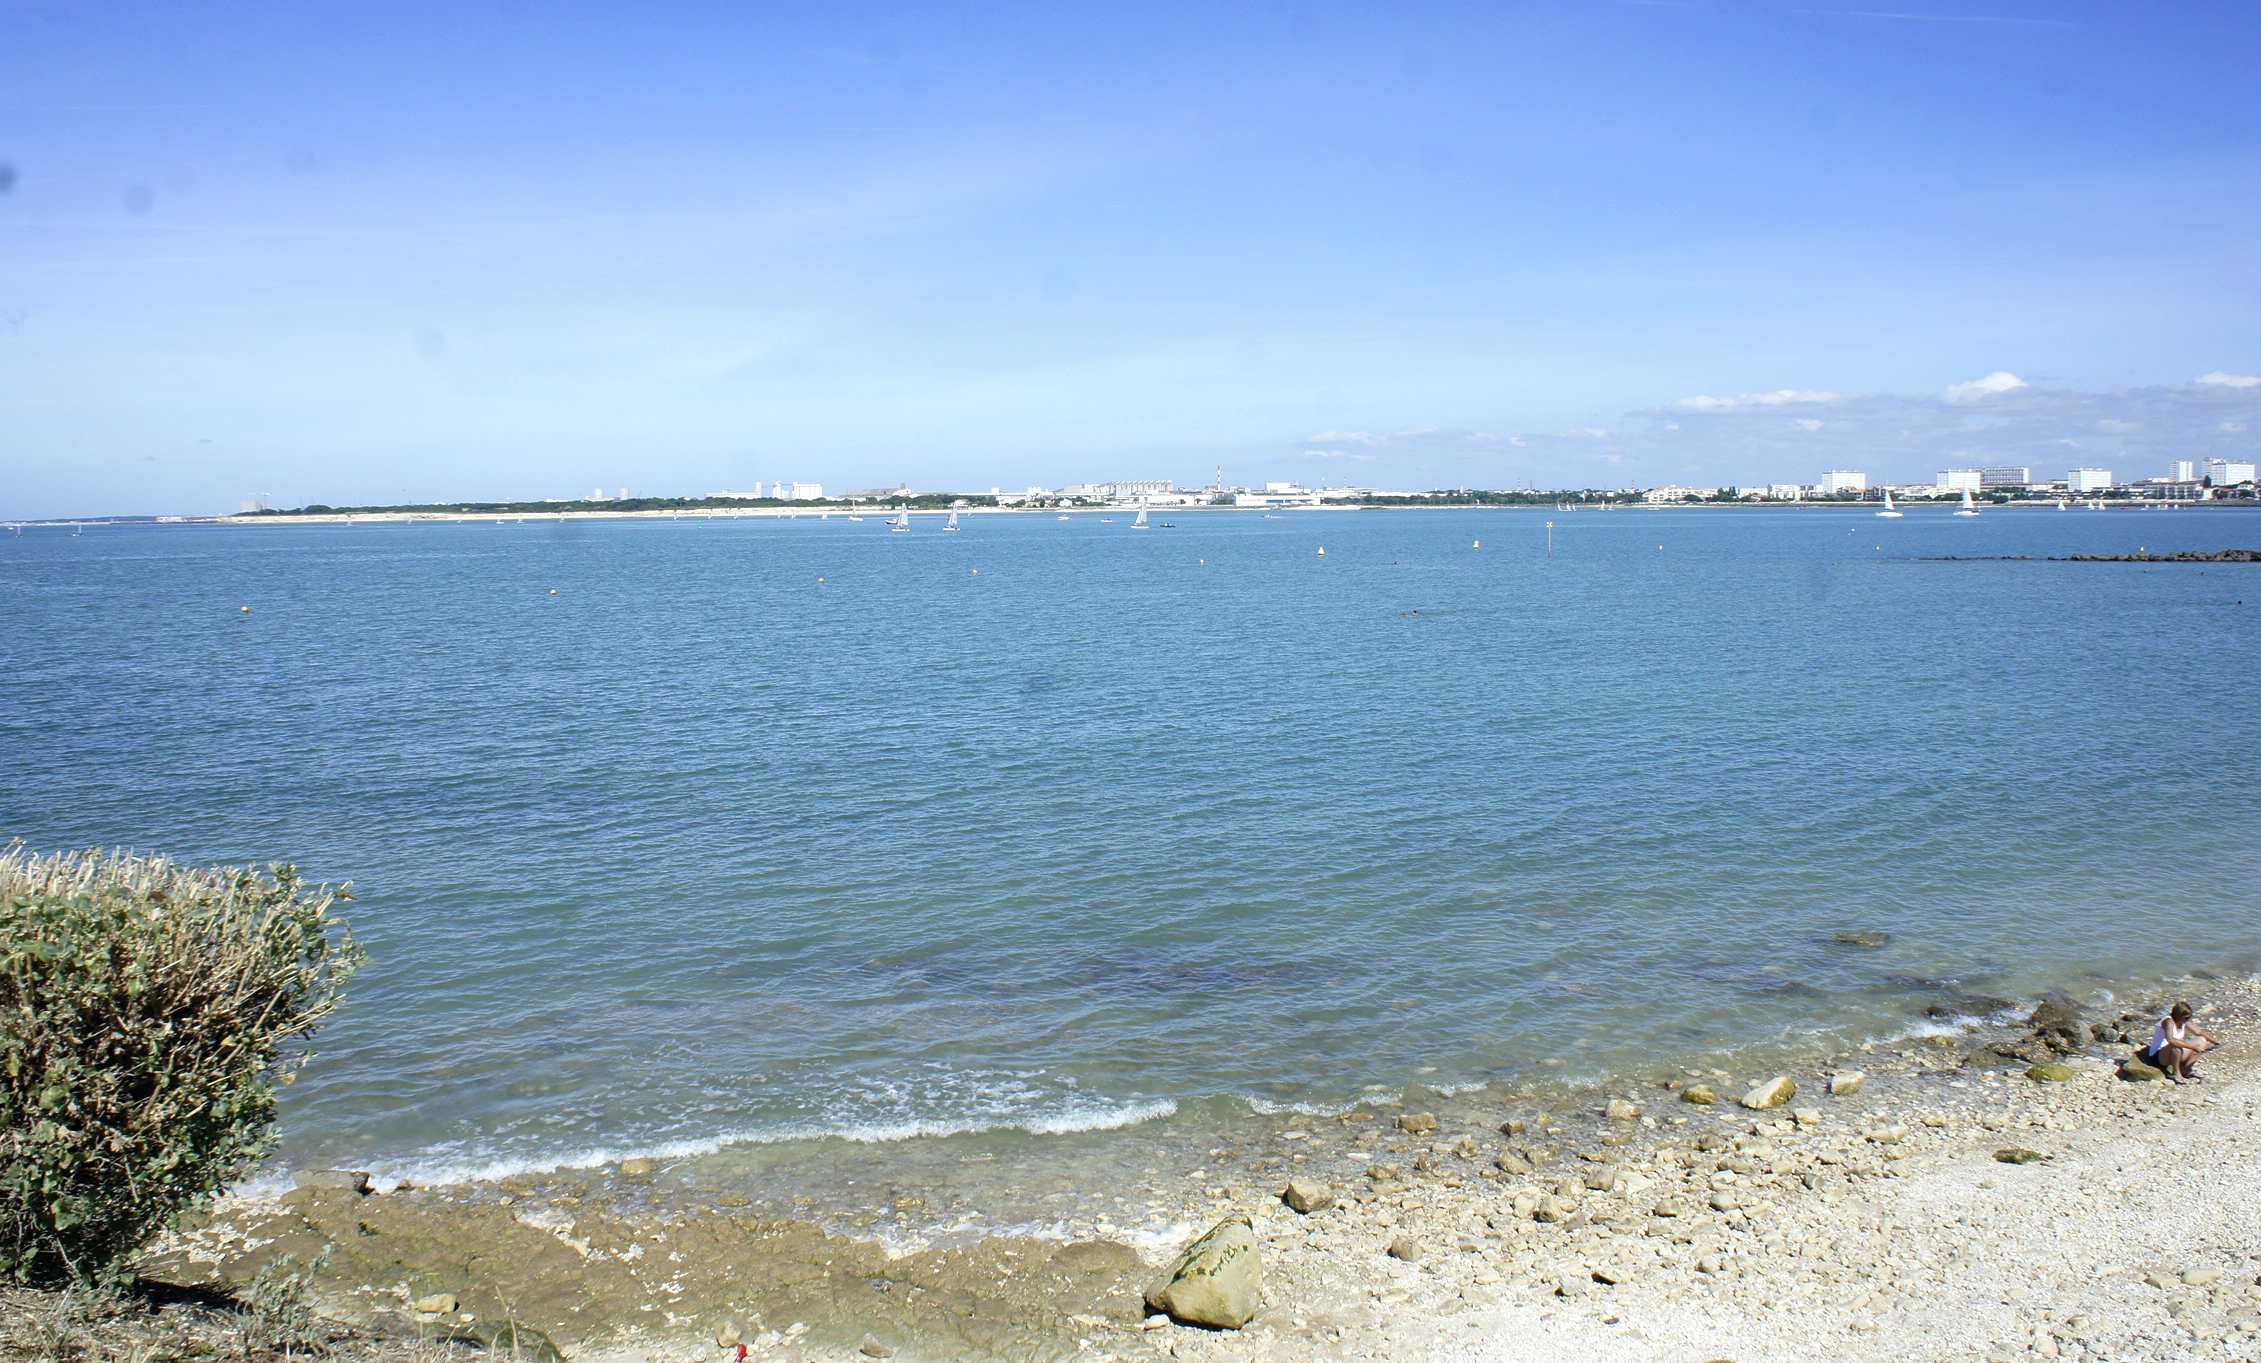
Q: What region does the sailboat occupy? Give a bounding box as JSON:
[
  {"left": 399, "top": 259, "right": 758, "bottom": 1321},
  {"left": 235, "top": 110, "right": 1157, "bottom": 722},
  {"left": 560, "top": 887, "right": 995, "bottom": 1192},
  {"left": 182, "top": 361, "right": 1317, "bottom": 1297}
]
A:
[
  {"left": 944, "top": 509, "right": 961, "bottom": 532},
  {"left": 1130, "top": 506, "right": 1149, "bottom": 530},
  {"left": 889, "top": 507, "right": 910, "bottom": 533},
  {"left": 1874, "top": 488, "right": 1903, "bottom": 518},
  {"left": 1954, "top": 488, "right": 1980, "bottom": 517}
]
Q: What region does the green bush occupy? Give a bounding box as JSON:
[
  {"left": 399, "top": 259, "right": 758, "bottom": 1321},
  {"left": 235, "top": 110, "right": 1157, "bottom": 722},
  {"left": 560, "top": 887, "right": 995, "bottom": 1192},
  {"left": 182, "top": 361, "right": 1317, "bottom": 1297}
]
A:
[{"left": 0, "top": 845, "right": 358, "bottom": 1286}]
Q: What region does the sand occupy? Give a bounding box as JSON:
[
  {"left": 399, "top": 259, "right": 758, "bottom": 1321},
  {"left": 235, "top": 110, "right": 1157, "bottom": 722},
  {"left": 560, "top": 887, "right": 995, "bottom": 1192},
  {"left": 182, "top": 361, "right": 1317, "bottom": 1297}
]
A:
[{"left": 144, "top": 978, "right": 2261, "bottom": 1363}]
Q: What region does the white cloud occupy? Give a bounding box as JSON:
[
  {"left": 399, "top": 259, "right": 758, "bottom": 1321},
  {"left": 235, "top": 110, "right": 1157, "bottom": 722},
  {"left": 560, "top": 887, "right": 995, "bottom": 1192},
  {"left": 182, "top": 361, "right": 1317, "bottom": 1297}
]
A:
[
  {"left": 1302, "top": 448, "right": 1375, "bottom": 461},
  {"left": 1668, "top": 389, "right": 1846, "bottom": 413},
  {"left": 1559, "top": 427, "right": 1612, "bottom": 439},
  {"left": 1793, "top": 418, "right": 1825, "bottom": 431},
  {"left": 2223, "top": 421, "right": 2251, "bottom": 433},
  {"left": 2196, "top": 371, "right": 2261, "bottom": 388},
  {"left": 1944, "top": 370, "right": 2027, "bottom": 403},
  {"left": 1308, "top": 429, "right": 1387, "bottom": 446}
]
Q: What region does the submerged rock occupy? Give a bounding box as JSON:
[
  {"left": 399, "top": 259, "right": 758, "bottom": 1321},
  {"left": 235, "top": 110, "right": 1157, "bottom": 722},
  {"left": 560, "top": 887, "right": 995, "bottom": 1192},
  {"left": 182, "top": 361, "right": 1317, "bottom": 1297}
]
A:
[
  {"left": 2025, "top": 1062, "right": 2078, "bottom": 1083},
  {"left": 1680, "top": 1084, "right": 1717, "bottom": 1105},
  {"left": 293, "top": 1169, "right": 373, "bottom": 1196},
  {"left": 1604, "top": 1099, "right": 1641, "bottom": 1122},
  {"left": 1146, "top": 1215, "right": 1261, "bottom": 1330},
  {"left": 2028, "top": 998, "right": 2085, "bottom": 1054},
  {"left": 1395, "top": 1112, "right": 1438, "bottom": 1134},
  {"left": 1831, "top": 930, "right": 1891, "bottom": 947},
  {"left": 1739, "top": 1076, "right": 1796, "bottom": 1110}
]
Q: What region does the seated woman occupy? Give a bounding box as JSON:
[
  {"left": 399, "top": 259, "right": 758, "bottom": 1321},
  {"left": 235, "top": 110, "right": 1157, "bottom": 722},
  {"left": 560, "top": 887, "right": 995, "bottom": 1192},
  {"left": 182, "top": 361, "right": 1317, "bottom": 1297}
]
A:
[{"left": 2142, "top": 1001, "right": 2219, "bottom": 1083}]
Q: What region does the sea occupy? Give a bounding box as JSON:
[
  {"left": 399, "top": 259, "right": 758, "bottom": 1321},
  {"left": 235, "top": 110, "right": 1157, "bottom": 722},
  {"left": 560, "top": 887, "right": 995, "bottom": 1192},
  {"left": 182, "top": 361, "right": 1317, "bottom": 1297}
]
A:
[{"left": 5, "top": 505, "right": 2258, "bottom": 1235}]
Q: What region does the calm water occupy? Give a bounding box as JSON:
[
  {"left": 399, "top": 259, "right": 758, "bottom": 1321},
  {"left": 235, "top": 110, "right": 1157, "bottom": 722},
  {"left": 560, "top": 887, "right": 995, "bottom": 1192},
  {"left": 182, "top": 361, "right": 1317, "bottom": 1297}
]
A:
[{"left": 4, "top": 507, "right": 2258, "bottom": 1191}]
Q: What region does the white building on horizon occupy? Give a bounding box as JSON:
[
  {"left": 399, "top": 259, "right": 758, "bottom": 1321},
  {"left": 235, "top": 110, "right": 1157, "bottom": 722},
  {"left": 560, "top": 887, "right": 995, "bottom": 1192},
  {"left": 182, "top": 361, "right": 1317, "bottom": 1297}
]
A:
[
  {"left": 1820, "top": 469, "right": 1867, "bottom": 495},
  {"left": 2205, "top": 458, "right": 2256, "bottom": 486},
  {"left": 2168, "top": 460, "right": 2198, "bottom": 482},
  {"left": 1936, "top": 468, "right": 1983, "bottom": 493},
  {"left": 774, "top": 481, "right": 824, "bottom": 501},
  {"left": 1980, "top": 466, "right": 2030, "bottom": 490},
  {"left": 2068, "top": 467, "right": 2115, "bottom": 493}
]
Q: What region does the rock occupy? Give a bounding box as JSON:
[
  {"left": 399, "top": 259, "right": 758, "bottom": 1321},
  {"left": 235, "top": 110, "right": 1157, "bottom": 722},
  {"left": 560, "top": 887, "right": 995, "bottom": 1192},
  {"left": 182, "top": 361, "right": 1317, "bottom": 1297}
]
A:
[
  {"left": 1533, "top": 1195, "right": 1573, "bottom": 1223},
  {"left": 1739, "top": 1076, "right": 1796, "bottom": 1110},
  {"left": 1828, "top": 1072, "right": 1866, "bottom": 1097},
  {"left": 1386, "top": 1236, "right": 1424, "bottom": 1262},
  {"left": 715, "top": 1324, "right": 743, "bottom": 1349},
  {"left": 1494, "top": 1152, "right": 1532, "bottom": 1176},
  {"left": 1792, "top": 1108, "right": 1823, "bottom": 1126},
  {"left": 1366, "top": 1163, "right": 1401, "bottom": 1182},
  {"left": 292, "top": 1169, "right": 373, "bottom": 1196},
  {"left": 1680, "top": 1084, "right": 1718, "bottom": 1106},
  {"left": 1605, "top": 1099, "right": 1641, "bottom": 1122},
  {"left": 1867, "top": 1125, "right": 1908, "bottom": 1145},
  {"left": 619, "top": 1157, "right": 657, "bottom": 1177},
  {"left": 1281, "top": 1180, "right": 1335, "bottom": 1214},
  {"left": 2185, "top": 1268, "right": 2225, "bottom": 1287},
  {"left": 484, "top": 1323, "right": 566, "bottom": 1363},
  {"left": 411, "top": 1294, "right": 460, "bottom": 1316},
  {"left": 1994, "top": 1148, "right": 2049, "bottom": 1165},
  {"left": 1146, "top": 1214, "right": 1262, "bottom": 1330},
  {"left": 1395, "top": 1112, "right": 1438, "bottom": 1134},
  {"left": 2028, "top": 997, "right": 2085, "bottom": 1054},
  {"left": 1831, "top": 930, "right": 1891, "bottom": 947},
  {"left": 2118, "top": 1055, "right": 2166, "bottom": 1082},
  {"left": 1555, "top": 1273, "right": 1589, "bottom": 1298},
  {"left": 859, "top": 1336, "right": 896, "bottom": 1359},
  {"left": 1448, "top": 1134, "right": 1479, "bottom": 1159},
  {"left": 2026, "top": 1063, "right": 2078, "bottom": 1083}
]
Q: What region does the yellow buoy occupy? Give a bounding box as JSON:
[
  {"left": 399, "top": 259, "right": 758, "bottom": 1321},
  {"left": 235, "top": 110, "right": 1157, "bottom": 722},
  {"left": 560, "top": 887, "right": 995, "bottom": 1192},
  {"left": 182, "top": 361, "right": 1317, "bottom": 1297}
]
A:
[
  {"left": 239, "top": 605, "right": 250, "bottom": 613},
  {"left": 548, "top": 588, "right": 557, "bottom": 595},
  {"left": 817, "top": 576, "right": 826, "bottom": 584},
  {"left": 1317, "top": 547, "right": 1326, "bottom": 556},
  {"left": 971, "top": 568, "right": 979, "bottom": 575}
]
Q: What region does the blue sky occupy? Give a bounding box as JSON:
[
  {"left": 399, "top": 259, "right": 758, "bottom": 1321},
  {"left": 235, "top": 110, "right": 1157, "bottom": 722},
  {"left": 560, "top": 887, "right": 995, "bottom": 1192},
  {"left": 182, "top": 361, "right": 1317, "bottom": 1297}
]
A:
[{"left": 4, "top": 1, "right": 2259, "bottom": 516}]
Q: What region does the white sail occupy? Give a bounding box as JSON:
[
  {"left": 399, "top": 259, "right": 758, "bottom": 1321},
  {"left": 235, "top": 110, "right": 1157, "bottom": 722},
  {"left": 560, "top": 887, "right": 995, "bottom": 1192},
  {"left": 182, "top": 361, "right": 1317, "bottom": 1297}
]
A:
[
  {"left": 1955, "top": 488, "right": 1979, "bottom": 516},
  {"left": 1131, "top": 506, "right": 1149, "bottom": 529}
]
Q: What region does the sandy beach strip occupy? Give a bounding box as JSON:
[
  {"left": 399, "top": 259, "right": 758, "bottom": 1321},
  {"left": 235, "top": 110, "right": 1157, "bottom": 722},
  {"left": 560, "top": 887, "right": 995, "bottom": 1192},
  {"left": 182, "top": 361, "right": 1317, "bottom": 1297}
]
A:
[{"left": 147, "top": 975, "right": 2261, "bottom": 1363}]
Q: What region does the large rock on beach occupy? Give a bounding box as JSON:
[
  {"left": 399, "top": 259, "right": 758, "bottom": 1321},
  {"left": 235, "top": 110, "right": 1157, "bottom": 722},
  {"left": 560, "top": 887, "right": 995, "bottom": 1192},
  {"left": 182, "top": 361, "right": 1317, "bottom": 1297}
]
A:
[
  {"left": 2118, "top": 1054, "right": 2166, "bottom": 1082},
  {"left": 1739, "top": 1076, "right": 1796, "bottom": 1110},
  {"left": 1394, "top": 1112, "right": 1437, "bottom": 1134},
  {"left": 1679, "top": 1084, "right": 1718, "bottom": 1106},
  {"left": 1280, "top": 1180, "right": 1334, "bottom": 1214},
  {"left": 2026, "top": 1062, "right": 2078, "bottom": 1083},
  {"left": 1146, "top": 1215, "right": 1261, "bottom": 1330},
  {"left": 1827, "top": 1071, "right": 1865, "bottom": 1097},
  {"left": 1604, "top": 1099, "right": 1641, "bottom": 1122}
]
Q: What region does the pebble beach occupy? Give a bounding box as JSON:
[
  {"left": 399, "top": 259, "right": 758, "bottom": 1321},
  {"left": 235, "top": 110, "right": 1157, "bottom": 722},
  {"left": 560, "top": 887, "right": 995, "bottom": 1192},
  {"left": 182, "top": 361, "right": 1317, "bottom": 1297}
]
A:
[{"left": 142, "top": 973, "right": 2261, "bottom": 1363}]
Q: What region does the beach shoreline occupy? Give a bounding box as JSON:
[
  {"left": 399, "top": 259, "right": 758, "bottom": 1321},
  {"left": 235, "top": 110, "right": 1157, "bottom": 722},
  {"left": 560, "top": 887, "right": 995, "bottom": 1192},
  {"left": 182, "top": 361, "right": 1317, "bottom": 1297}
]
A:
[{"left": 143, "top": 970, "right": 2261, "bottom": 1362}]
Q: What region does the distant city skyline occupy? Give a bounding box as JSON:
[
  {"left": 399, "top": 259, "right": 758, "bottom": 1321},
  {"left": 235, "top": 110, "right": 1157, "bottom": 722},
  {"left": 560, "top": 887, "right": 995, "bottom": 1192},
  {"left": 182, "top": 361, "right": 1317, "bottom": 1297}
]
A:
[{"left": 5, "top": 3, "right": 2261, "bottom": 519}]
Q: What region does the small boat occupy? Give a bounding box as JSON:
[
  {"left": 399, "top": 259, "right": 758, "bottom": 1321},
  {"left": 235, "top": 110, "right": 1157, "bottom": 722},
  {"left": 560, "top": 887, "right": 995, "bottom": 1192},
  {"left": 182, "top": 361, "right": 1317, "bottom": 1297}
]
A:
[
  {"left": 1130, "top": 506, "right": 1149, "bottom": 530},
  {"left": 944, "top": 509, "right": 961, "bottom": 532},
  {"left": 2056, "top": 499, "right": 2069, "bottom": 510},
  {"left": 1875, "top": 489, "right": 1903, "bottom": 518},
  {"left": 1954, "top": 489, "right": 1980, "bottom": 517},
  {"left": 889, "top": 507, "right": 910, "bottom": 533},
  {"left": 1057, "top": 514, "right": 1071, "bottom": 521}
]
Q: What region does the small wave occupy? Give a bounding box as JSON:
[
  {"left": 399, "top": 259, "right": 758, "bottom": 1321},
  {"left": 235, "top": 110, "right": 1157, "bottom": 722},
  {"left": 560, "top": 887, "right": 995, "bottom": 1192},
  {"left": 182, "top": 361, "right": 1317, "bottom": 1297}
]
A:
[{"left": 260, "top": 1097, "right": 1181, "bottom": 1191}]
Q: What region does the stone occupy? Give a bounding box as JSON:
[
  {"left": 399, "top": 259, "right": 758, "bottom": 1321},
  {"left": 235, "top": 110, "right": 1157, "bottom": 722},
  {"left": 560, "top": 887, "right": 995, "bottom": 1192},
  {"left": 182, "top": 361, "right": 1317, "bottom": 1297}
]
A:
[
  {"left": 1386, "top": 1236, "right": 1424, "bottom": 1262},
  {"left": 1605, "top": 1099, "right": 1641, "bottom": 1122},
  {"left": 1831, "top": 930, "right": 1891, "bottom": 947},
  {"left": 2118, "top": 1055, "right": 2166, "bottom": 1082},
  {"left": 1739, "top": 1076, "right": 1796, "bottom": 1110},
  {"left": 411, "top": 1294, "right": 460, "bottom": 1316},
  {"left": 1793, "top": 1108, "right": 1823, "bottom": 1126},
  {"left": 1281, "top": 1180, "right": 1335, "bottom": 1214},
  {"left": 1583, "top": 1167, "right": 1620, "bottom": 1193},
  {"left": 2184, "top": 1268, "right": 2224, "bottom": 1287},
  {"left": 1366, "top": 1163, "right": 1401, "bottom": 1182},
  {"left": 1827, "top": 1072, "right": 1865, "bottom": 1097},
  {"left": 859, "top": 1336, "right": 896, "bottom": 1358},
  {"left": 1534, "top": 1196, "right": 1573, "bottom": 1223},
  {"left": 1494, "top": 1153, "right": 1532, "bottom": 1176},
  {"left": 1993, "top": 1148, "right": 2049, "bottom": 1165},
  {"left": 292, "top": 1169, "right": 373, "bottom": 1195},
  {"left": 619, "top": 1157, "right": 657, "bottom": 1177},
  {"left": 2026, "top": 1063, "right": 2078, "bottom": 1083},
  {"left": 1555, "top": 1273, "right": 1589, "bottom": 1298},
  {"left": 2028, "top": 997, "right": 2085, "bottom": 1054},
  {"left": 1395, "top": 1112, "right": 1438, "bottom": 1134},
  {"left": 715, "top": 1324, "right": 743, "bottom": 1349},
  {"left": 484, "top": 1323, "right": 566, "bottom": 1363},
  {"left": 1680, "top": 1084, "right": 1718, "bottom": 1106},
  {"left": 1867, "top": 1125, "right": 1908, "bottom": 1145},
  {"left": 1146, "top": 1214, "right": 1262, "bottom": 1330}
]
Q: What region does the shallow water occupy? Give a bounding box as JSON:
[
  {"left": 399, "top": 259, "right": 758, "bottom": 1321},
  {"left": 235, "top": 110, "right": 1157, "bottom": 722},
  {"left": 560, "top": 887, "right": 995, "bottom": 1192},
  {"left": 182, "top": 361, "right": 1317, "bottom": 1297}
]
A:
[{"left": 4, "top": 506, "right": 2257, "bottom": 1194}]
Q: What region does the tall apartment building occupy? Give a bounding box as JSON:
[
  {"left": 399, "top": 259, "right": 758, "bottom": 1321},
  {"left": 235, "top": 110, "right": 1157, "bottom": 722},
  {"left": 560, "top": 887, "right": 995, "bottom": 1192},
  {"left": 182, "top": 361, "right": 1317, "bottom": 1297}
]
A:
[
  {"left": 1936, "top": 468, "right": 1983, "bottom": 493},
  {"left": 2204, "top": 458, "right": 2257, "bottom": 486},
  {"left": 1979, "top": 466, "right": 2030, "bottom": 490},
  {"left": 2067, "top": 468, "right": 2115, "bottom": 493},
  {"left": 1819, "top": 469, "right": 1867, "bottom": 494}
]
